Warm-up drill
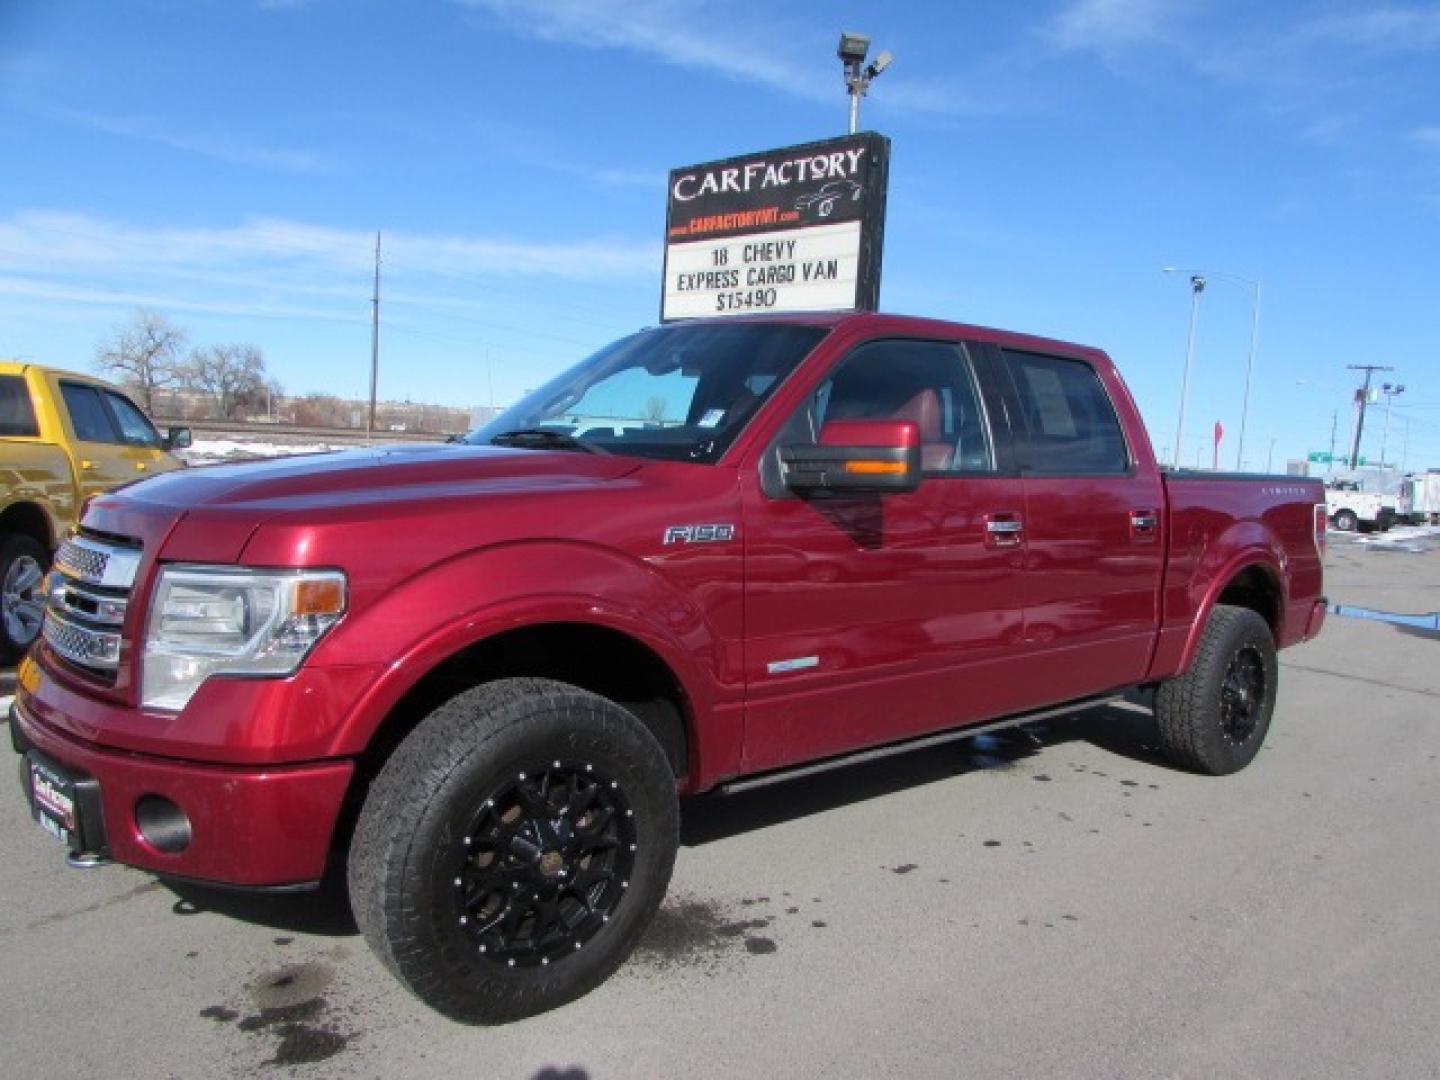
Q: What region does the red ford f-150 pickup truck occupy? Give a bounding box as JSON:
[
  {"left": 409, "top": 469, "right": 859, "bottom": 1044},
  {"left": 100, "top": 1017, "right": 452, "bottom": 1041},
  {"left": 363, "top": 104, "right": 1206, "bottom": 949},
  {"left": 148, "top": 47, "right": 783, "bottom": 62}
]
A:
[{"left": 10, "top": 312, "right": 1327, "bottom": 1022}]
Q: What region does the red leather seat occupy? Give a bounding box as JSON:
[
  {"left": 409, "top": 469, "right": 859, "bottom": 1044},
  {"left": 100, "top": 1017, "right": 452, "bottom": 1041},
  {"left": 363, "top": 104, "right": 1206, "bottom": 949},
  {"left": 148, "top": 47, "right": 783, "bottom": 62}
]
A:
[{"left": 894, "top": 389, "right": 952, "bottom": 471}]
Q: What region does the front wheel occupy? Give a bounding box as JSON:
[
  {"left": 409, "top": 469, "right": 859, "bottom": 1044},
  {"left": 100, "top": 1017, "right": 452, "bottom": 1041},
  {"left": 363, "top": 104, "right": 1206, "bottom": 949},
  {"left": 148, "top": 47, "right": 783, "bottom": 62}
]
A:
[
  {"left": 1, "top": 533, "right": 49, "bottom": 664},
  {"left": 1331, "top": 509, "right": 1358, "bottom": 532},
  {"left": 1154, "top": 605, "right": 1277, "bottom": 775},
  {"left": 348, "top": 677, "right": 679, "bottom": 1024}
]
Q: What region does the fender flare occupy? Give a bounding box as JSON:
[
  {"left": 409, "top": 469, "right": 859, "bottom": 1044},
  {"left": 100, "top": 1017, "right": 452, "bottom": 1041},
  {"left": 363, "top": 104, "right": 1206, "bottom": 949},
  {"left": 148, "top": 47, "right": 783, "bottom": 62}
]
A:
[
  {"left": 1177, "top": 545, "right": 1287, "bottom": 673},
  {"left": 317, "top": 540, "right": 725, "bottom": 766}
]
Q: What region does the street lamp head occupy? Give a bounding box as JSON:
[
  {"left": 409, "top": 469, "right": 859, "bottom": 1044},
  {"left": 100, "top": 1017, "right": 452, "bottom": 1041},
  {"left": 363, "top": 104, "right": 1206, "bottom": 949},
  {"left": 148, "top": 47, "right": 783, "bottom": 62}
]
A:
[
  {"left": 837, "top": 31, "right": 871, "bottom": 63},
  {"left": 866, "top": 49, "right": 893, "bottom": 78},
  {"left": 1190, "top": 274, "right": 1206, "bottom": 292}
]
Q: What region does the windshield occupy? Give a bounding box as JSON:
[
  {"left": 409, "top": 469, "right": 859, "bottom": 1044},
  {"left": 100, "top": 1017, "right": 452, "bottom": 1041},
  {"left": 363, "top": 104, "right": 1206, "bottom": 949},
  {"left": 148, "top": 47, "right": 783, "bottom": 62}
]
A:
[{"left": 465, "top": 322, "right": 828, "bottom": 463}]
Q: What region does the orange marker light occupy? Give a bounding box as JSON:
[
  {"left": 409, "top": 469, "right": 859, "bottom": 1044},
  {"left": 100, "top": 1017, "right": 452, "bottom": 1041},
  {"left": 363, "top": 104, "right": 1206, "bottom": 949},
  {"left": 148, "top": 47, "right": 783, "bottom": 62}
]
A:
[
  {"left": 295, "top": 577, "right": 346, "bottom": 616},
  {"left": 844, "top": 460, "right": 907, "bottom": 475}
]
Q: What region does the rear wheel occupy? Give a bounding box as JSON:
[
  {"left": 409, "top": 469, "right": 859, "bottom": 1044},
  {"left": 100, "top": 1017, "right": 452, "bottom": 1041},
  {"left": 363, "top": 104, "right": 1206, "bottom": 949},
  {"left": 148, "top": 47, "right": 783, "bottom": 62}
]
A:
[
  {"left": 1, "top": 533, "right": 48, "bottom": 663},
  {"left": 348, "top": 677, "right": 679, "bottom": 1023},
  {"left": 1154, "top": 605, "right": 1277, "bottom": 775}
]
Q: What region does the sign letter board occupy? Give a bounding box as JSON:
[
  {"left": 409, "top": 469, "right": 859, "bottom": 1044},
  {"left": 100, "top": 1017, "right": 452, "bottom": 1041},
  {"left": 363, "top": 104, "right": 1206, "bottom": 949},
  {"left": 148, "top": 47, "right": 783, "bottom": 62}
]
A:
[{"left": 661, "top": 132, "right": 890, "bottom": 322}]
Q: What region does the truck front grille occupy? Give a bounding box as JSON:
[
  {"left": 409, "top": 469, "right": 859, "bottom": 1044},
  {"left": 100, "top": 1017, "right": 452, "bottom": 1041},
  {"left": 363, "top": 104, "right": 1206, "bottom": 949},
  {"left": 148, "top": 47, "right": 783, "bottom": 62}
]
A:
[{"left": 43, "top": 529, "right": 142, "bottom": 682}]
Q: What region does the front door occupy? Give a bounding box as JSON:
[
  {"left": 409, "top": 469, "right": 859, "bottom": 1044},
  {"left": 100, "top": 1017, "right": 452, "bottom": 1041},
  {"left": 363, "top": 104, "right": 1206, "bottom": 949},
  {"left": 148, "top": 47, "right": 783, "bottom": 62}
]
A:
[
  {"left": 740, "top": 337, "right": 1034, "bottom": 773},
  {"left": 56, "top": 379, "right": 172, "bottom": 500}
]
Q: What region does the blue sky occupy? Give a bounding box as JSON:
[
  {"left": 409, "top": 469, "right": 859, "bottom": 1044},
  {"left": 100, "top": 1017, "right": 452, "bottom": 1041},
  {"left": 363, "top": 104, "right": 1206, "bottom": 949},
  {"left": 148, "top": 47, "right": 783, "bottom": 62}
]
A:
[{"left": 2, "top": 0, "right": 1438, "bottom": 470}]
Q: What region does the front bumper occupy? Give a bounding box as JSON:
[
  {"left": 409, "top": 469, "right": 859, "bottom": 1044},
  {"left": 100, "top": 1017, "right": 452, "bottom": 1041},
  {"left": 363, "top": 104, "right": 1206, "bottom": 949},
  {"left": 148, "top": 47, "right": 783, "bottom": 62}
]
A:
[{"left": 10, "top": 697, "right": 354, "bottom": 887}]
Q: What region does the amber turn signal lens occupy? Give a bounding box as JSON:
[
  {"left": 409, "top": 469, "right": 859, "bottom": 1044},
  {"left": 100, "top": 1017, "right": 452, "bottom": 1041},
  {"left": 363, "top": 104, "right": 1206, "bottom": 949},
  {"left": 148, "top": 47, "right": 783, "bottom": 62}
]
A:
[
  {"left": 294, "top": 577, "right": 346, "bottom": 616},
  {"left": 843, "top": 460, "right": 906, "bottom": 475}
]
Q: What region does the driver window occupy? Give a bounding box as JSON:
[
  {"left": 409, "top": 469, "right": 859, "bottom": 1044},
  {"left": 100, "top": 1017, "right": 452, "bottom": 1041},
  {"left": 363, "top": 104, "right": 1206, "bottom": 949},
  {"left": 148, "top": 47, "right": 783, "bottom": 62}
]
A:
[{"left": 810, "top": 340, "right": 994, "bottom": 474}]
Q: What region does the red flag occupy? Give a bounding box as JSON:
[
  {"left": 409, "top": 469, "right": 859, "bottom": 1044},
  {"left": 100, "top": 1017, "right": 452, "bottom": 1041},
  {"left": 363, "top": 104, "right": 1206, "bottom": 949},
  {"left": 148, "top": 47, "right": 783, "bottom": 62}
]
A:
[
  {"left": 1213, "top": 421, "right": 1224, "bottom": 471},
  {"left": 1214, "top": 420, "right": 1225, "bottom": 444}
]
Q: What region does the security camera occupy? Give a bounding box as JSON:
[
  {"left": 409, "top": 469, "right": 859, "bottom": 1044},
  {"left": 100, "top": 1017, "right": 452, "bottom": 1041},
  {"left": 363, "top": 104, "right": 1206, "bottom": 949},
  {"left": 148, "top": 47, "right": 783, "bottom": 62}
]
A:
[
  {"left": 866, "top": 50, "right": 893, "bottom": 77},
  {"left": 837, "top": 31, "right": 870, "bottom": 63}
]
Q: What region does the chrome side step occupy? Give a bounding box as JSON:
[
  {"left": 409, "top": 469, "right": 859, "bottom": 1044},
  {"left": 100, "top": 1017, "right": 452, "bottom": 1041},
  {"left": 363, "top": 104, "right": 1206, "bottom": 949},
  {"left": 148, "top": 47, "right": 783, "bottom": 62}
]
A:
[{"left": 718, "top": 693, "right": 1123, "bottom": 796}]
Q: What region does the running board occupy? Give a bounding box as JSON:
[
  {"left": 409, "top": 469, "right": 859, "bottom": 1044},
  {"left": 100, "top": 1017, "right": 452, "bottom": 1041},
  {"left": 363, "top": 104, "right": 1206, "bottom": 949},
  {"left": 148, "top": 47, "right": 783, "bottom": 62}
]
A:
[{"left": 718, "top": 693, "right": 1124, "bottom": 796}]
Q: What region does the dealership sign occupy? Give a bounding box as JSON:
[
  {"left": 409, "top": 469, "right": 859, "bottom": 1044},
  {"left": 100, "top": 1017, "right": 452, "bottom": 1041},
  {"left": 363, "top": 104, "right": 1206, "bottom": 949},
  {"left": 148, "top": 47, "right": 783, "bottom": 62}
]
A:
[{"left": 661, "top": 133, "right": 890, "bottom": 321}]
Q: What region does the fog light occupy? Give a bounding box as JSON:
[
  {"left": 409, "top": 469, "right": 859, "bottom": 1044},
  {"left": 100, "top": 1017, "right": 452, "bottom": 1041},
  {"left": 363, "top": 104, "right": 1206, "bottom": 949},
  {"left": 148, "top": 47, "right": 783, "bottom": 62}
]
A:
[{"left": 135, "top": 795, "right": 192, "bottom": 853}]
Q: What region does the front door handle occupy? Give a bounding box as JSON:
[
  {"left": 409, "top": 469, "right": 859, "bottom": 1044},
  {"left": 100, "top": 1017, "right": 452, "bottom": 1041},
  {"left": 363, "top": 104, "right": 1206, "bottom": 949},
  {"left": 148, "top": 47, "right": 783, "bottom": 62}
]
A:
[
  {"left": 1130, "top": 509, "right": 1160, "bottom": 540},
  {"left": 984, "top": 513, "right": 1025, "bottom": 548}
]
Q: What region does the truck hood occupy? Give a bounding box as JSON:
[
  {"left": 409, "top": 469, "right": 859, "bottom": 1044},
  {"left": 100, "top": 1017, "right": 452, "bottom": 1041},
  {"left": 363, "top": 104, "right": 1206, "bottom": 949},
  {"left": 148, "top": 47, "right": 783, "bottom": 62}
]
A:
[{"left": 84, "top": 443, "right": 636, "bottom": 521}]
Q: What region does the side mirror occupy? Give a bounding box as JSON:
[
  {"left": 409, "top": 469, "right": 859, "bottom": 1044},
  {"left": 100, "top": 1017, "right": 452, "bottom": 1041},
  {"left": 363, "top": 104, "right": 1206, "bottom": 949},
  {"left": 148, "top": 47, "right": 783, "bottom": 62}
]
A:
[
  {"left": 164, "top": 426, "right": 193, "bottom": 451},
  {"left": 780, "top": 418, "right": 922, "bottom": 494}
]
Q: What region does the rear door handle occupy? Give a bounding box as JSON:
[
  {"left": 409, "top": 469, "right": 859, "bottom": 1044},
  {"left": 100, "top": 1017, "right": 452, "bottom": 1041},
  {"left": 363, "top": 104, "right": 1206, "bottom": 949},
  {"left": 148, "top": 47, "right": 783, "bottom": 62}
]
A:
[{"left": 984, "top": 513, "right": 1025, "bottom": 548}]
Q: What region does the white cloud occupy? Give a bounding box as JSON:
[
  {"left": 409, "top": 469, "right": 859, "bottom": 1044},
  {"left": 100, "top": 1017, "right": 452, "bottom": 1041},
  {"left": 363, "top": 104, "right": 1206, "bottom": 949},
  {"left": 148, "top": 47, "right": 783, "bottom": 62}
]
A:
[
  {"left": 458, "top": 0, "right": 831, "bottom": 101},
  {"left": 1300, "top": 7, "right": 1440, "bottom": 51},
  {"left": 455, "top": 0, "right": 1008, "bottom": 118},
  {"left": 1043, "top": 0, "right": 1183, "bottom": 55},
  {"left": 0, "top": 210, "right": 657, "bottom": 282},
  {"left": 53, "top": 108, "right": 326, "bottom": 172}
]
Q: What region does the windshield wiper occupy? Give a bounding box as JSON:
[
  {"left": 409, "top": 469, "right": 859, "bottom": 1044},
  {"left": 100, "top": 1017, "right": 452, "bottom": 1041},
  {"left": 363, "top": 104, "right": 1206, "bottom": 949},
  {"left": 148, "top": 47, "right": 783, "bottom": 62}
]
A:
[{"left": 487, "top": 429, "right": 605, "bottom": 454}]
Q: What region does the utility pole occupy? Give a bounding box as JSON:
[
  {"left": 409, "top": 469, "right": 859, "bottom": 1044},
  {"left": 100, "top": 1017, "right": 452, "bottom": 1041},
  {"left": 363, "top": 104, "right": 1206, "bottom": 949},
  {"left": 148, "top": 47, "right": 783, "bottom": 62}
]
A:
[
  {"left": 1347, "top": 363, "right": 1393, "bottom": 468},
  {"left": 367, "top": 231, "right": 382, "bottom": 439},
  {"left": 1327, "top": 410, "right": 1337, "bottom": 475}
]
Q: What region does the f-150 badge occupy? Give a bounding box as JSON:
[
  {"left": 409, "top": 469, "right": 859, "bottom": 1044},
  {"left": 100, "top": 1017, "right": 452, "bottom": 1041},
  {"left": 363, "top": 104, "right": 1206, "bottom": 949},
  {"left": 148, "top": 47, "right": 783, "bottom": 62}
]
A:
[{"left": 663, "top": 523, "right": 736, "bottom": 545}]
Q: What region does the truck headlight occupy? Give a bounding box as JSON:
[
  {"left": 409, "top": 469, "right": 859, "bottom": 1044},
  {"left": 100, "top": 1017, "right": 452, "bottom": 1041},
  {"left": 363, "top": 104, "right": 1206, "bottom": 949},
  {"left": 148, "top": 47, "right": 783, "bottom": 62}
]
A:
[{"left": 142, "top": 566, "right": 347, "bottom": 712}]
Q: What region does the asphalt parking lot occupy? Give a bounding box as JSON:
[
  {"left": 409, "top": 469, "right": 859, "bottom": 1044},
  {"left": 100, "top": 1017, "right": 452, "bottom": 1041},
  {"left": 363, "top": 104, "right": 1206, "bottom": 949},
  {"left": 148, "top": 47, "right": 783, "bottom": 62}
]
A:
[{"left": 3, "top": 526, "right": 1438, "bottom": 1079}]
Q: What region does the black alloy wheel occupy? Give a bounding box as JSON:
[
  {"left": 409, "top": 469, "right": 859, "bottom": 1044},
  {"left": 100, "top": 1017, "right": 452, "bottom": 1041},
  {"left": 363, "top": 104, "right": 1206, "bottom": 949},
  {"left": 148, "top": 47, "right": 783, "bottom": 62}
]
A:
[
  {"left": 452, "top": 760, "right": 637, "bottom": 969},
  {"left": 1219, "top": 644, "right": 1267, "bottom": 745},
  {"left": 1155, "top": 604, "right": 1277, "bottom": 775},
  {"left": 349, "top": 677, "right": 678, "bottom": 1024}
]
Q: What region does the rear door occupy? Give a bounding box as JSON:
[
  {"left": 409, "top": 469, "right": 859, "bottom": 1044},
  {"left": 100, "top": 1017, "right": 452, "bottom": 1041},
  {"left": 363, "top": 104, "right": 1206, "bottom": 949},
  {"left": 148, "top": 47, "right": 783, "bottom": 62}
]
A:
[
  {"left": 989, "top": 346, "right": 1166, "bottom": 702},
  {"left": 740, "top": 336, "right": 1034, "bottom": 772}
]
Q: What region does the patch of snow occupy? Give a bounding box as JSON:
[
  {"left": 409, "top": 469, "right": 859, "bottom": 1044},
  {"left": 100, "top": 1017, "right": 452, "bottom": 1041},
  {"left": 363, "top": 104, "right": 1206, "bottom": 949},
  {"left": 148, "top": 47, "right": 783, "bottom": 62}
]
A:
[{"left": 181, "top": 439, "right": 351, "bottom": 465}]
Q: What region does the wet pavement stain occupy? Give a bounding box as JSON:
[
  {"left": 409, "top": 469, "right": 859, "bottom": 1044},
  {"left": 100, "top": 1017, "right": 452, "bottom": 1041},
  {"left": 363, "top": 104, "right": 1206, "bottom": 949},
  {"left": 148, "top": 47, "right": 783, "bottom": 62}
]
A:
[
  {"left": 631, "top": 898, "right": 777, "bottom": 973},
  {"left": 1033, "top": 774, "right": 1053, "bottom": 782},
  {"left": 195, "top": 961, "right": 349, "bottom": 1068},
  {"left": 891, "top": 863, "right": 918, "bottom": 875},
  {"left": 744, "top": 936, "right": 778, "bottom": 955},
  {"left": 983, "top": 840, "right": 1002, "bottom": 848}
]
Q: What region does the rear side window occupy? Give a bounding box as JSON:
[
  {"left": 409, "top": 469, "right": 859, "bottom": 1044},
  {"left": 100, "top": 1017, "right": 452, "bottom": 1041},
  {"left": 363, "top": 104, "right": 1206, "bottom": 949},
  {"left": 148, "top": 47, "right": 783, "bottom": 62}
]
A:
[
  {"left": 0, "top": 375, "right": 39, "bottom": 437},
  {"left": 60, "top": 382, "right": 117, "bottom": 443},
  {"left": 1002, "top": 350, "right": 1129, "bottom": 475}
]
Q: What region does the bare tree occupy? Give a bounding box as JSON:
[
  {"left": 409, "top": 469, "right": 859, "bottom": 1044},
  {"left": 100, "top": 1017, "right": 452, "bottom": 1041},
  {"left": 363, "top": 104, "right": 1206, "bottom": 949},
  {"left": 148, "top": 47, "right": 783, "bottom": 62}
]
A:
[
  {"left": 94, "top": 311, "right": 187, "bottom": 413},
  {"left": 182, "top": 344, "right": 268, "bottom": 420},
  {"left": 291, "top": 393, "right": 351, "bottom": 428}
]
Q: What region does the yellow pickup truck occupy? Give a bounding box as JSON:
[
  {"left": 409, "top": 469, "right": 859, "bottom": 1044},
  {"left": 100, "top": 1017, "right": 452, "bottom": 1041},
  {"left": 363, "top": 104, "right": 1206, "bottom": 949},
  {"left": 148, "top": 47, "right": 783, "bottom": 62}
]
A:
[{"left": 1, "top": 362, "right": 190, "bottom": 660}]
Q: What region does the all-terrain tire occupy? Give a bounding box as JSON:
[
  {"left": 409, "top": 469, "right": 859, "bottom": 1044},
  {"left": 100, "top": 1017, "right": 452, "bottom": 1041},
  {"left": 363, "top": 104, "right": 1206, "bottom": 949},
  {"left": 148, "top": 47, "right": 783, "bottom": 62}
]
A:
[
  {"left": 1, "top": 533, "right": 49, "bottom": 664},
  {"left": 1154, "top": 604, "right": 1277, "bottom": 776},
  {"left": 348, "top": 677, "right": 679, "bottom": 1024}
]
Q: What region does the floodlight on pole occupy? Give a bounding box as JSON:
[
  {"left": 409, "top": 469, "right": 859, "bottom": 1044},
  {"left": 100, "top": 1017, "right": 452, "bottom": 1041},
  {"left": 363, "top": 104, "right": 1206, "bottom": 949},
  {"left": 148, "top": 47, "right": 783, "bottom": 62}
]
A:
[
  {"left": 1163, "top": 266, "right": 1260, "bottom": 469},
  {"left": 1167, "top": 272, "right": 1206, "bottom": 469},
  {"left": 838, "top": 31, "right": 892, "bottom": 134}
]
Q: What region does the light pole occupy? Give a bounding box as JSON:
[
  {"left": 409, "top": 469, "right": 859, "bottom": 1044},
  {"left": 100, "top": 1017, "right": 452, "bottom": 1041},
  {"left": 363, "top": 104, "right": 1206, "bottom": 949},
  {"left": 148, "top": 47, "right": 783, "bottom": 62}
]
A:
[
  {"left": 838, "top": 31, "right": 892, "bottom": 134},
  {"left": 1379, "top": 382, "right": 1405, "bottom": 467},
  {"left": 1164, "top": 267, "right": 1260, "bottom": 470},
  {"left": 1170, "top": 273, "right": 1205, "bottom": 468}
]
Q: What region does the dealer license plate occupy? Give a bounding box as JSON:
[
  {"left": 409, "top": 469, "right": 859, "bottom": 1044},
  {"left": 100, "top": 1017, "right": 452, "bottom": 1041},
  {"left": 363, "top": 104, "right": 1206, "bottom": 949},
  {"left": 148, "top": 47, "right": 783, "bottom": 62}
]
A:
[{"left": 28, "top": 755, "right": 78, "bottom": 847}]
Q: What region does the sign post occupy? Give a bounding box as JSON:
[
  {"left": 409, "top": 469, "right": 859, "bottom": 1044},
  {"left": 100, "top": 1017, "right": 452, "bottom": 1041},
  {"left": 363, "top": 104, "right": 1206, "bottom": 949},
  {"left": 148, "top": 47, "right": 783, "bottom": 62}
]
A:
[{"left": 661, "top": 133, "right": 890, "bottom": 322}]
